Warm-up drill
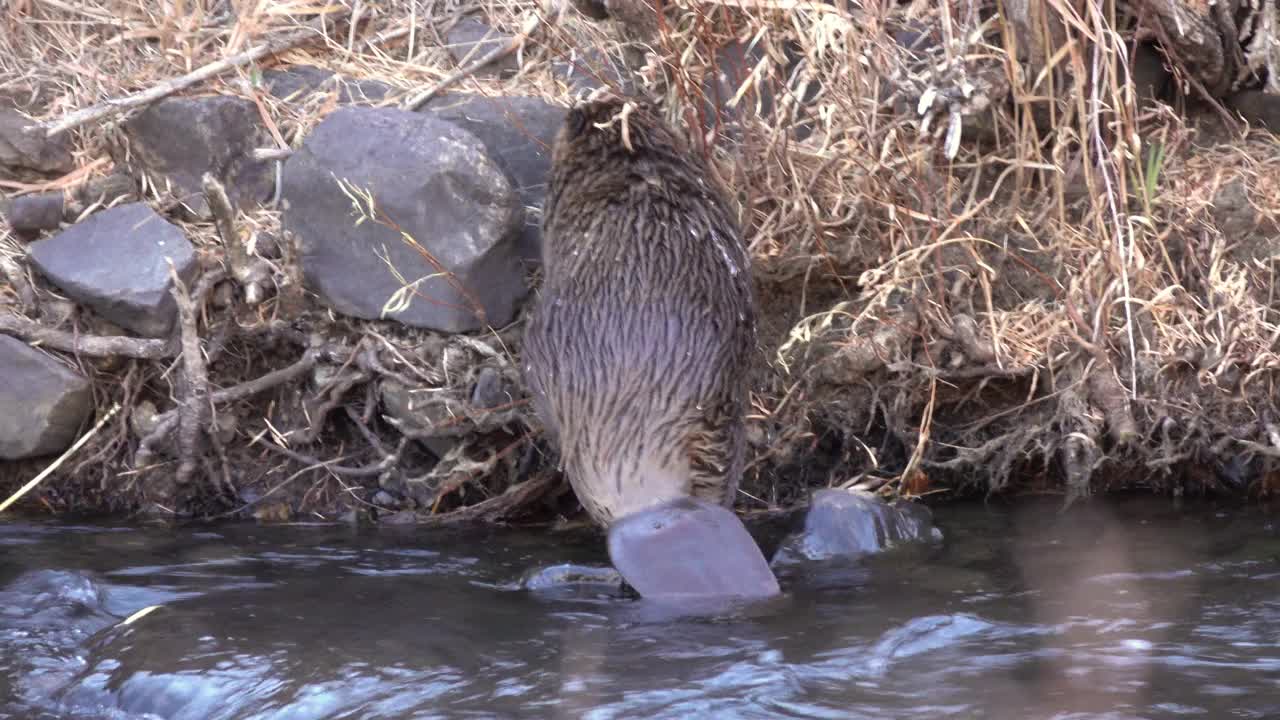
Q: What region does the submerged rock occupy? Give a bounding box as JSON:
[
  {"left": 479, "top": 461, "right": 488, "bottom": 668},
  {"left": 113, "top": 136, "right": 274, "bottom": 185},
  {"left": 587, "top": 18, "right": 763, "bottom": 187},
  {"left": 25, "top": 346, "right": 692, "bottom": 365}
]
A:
[
  {"left": 0, "top": 336, "right": 93, "bottom": 460},
  {"left": 419, "top": 94, "right": 565, "bottom": 262},
  {"left": 607, "top": 497, "right": 781, "bottom": 601},
  {"left": 120, "top": 95, "right": 273, "bottom": 218},
  {"left": 520, "top": 563, "right": 624, "bottom": 591},
  {"left": 0, "top": 108, "right": 73, "bottom": 175},
  {"left": 283, "top": 106, "right": 526, "bottom": 332},
  {"left": 27, "top": 202, "right": 198, "bottom": 338},
  {"left": 772, "top": 489, "right": 942, "bottom": 564}
]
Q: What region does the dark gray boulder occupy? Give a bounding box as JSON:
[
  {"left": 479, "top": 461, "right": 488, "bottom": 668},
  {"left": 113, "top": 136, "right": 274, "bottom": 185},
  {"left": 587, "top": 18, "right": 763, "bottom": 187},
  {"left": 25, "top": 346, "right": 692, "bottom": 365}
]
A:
[
  {"left": 119, "top": 95, "right": 273, "bottom": 218},
  {"left": 27, "top": 203, "right": 198, "bottom": 338},
  {"left": 419, "top": 94, "right": 566, "bottom": 262},
  {"left": 283, "top": 106, "right": 526, "bottom": 332},
  {"left": 0, "top": 108, "right": 74, "bottom": 175},
  {"left": 446, "top": 18, "right": 519, "bottom": 77},
  {"left": 771, "top": 489, "right": 942, "bottom": 564},
  {"left": 0, "top": 336, "right": 93, "bottom": 460}
]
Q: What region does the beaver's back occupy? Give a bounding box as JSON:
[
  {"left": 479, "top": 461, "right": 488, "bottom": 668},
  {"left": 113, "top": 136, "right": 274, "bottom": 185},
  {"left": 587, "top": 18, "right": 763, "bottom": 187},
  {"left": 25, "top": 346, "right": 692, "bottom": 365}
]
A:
[{"left": 523, "top": 97, "right": 755, "bottom": 526}]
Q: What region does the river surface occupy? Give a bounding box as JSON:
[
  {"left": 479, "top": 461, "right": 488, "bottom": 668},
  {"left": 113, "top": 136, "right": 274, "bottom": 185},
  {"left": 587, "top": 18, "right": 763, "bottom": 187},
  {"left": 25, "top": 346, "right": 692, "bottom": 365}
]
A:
[{"left": 2, "top": 495, "right": 1278, "bottom": 719}]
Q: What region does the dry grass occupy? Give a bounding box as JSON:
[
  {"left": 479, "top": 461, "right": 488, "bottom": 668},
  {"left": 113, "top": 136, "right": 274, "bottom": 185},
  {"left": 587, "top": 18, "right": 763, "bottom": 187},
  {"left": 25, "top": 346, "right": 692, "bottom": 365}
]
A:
[{"left": 1, "top": 0, "right": 1278, "bottom": 518}]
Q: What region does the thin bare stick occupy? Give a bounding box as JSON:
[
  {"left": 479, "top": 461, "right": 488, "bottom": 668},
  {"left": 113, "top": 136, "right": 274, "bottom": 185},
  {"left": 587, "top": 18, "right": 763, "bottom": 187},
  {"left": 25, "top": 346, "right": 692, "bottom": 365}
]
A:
[
  {"left": 170, "top": 264, "right": 210, "bottom": 487},
  {"left": 0, "top": 403, "right": 122, "bottom": 514},
  {"left": 0, "top": 313, "right": 175, "bottom": 358},
  {"left": 43, "top": 11, "right": 347, "bottom": 138}
]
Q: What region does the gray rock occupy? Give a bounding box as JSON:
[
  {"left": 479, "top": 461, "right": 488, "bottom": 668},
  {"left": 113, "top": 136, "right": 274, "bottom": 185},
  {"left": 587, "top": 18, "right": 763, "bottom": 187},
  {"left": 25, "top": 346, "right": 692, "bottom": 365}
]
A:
[
  {"left": 283, "top": 106, "right": 526, "bottom": 332},
  {"left": 419, "top": 94, "right": 566, "bottom": 262},
  {"left": 27, "top": 203, "right": 198, "bottom": 338},
  {"left": 379, "top": 380, "right": 457, "bottom": 459},
  {"left": 120, "top": 95, "right": 273, "bottom": 218},
  {"left": 551, "top": 48, "right": 634, "bottom": 96},
  {"left": 446, "top": 18, "right": 518, "bottom": 77},
  {"left": 261, "top": 65, "right": 393, "bottom": 106},
  {"left": 0, "top": 108, "right": 73, "bottom": 175},
  {"left": 772, "top": 489, "right": 942, "bottom": 564},
  {"left": 520, "top": 563, "right": 624, "bottom": 591},
  {"left": 0, "top": 336, "right": 93, "bottom": 460},
  {"left": 4, "top": 191, "right": 64, "bottom": 233},
  {"left": 471, "top": 366, "right": 509, "bottom": 409},
  {"left": 607, "top": 497, "right": 781, "bottom": 600}
]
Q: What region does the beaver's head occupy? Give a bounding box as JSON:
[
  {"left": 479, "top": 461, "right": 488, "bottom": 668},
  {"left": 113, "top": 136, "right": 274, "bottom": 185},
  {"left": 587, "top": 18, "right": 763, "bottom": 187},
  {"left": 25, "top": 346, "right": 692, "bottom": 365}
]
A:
[{"left": 551, "top": 93, "right": 691, "bottom": 168}]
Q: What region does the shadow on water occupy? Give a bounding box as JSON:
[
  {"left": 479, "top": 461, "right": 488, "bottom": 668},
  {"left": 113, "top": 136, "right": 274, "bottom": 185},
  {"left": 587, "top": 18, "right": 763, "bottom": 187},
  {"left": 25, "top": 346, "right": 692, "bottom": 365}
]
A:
[{"left": 2, "top": 494, "right": 1280, "bottom": 719}]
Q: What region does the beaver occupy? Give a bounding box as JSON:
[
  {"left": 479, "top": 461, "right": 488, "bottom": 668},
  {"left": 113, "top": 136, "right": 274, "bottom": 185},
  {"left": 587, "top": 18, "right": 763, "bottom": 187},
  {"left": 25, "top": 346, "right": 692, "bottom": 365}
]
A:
[{"left": 523, "top": 93, "right": 778, "bottom": 599}]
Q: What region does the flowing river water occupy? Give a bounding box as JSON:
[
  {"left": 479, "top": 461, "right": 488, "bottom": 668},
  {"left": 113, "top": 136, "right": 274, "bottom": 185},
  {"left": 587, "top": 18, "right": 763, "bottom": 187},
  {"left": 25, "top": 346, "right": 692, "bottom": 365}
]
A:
[{"left": 2, "top": 494, "right": 1278, "bottom": 719}]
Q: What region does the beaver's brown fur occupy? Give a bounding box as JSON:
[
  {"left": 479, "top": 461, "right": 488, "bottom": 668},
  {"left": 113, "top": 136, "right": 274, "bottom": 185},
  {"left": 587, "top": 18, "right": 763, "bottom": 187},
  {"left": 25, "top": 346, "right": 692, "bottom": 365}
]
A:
[{"left": 522, "top": 95, "right": 756, "bottom": 526}]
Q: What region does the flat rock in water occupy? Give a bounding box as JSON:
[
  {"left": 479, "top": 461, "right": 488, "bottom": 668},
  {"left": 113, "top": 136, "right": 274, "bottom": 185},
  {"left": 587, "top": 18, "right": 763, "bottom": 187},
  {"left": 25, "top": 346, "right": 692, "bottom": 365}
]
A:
[
  {"left": 607, "top": 497, "right": 781, "bottom": 601},
  {"left": 27, "top": 203, "right": 198, "bottom": 338},
  {"left": 0, "top": 108, "right": 73, "bottom": 175},
  {"left": 446, "top": 18, "right": 519, "bottom": 77},
  {"left": 0, "top": 336, "right": 93, "bottom": 460},
  {"left": 419, "top": 94, "right": 565, "bottom": 263},
  {"left": 772, "top": 489, "right": 942, "bottom": 565},
  {"left": 283, "top": 106, "right": 526, "bottom": 332},
  {"left": 120, "top": 96, "right": 273, "bottom": 218},
  {"left": 521, "top": 563, "right": 624, "bottom": 591}
]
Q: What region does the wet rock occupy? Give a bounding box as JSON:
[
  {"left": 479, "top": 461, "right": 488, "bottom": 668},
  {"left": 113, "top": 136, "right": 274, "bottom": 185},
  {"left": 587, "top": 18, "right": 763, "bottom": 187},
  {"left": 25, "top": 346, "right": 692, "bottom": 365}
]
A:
[
  {"left": 520, "top": 563, "right": 624, "bottom": 591},
  {"left": 446, "top": 18, "right": 518, "bottom": 77},
  {"left": 283, "top": 106, "right": 525, "bottom": 332},
  {"left": 4, "top": 191, "right": 64, "bottom": 233},
  {"left": 419, "top": 94, "right": 565, "bottom": 261},
  {"left": 261, "top": 65, "right": 392, "bottom": 106},
  {"left": 27, "top": 202, "right": 198, "bottom": 338},
  {"left": 607, "top": 497, "right": 781, "bottom": 600},
  {"left": 772, "top": 489, "right": 941, "bottom": 564},
  {"left": 0, "top": 108, "right": 74, "bottom": 175},
  {"left": 0, "top": 336, "right": 93, "bottom": 460},
  {"left": 120, "top": 95, "right": 273, "bottom": 218}
]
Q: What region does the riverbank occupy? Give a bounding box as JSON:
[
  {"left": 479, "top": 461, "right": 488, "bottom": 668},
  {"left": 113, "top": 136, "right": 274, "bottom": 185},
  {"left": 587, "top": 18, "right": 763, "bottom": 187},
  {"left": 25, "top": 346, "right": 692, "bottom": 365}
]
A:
[{"left": 1, "top": 1, "right": 1277, "bottom": 523}]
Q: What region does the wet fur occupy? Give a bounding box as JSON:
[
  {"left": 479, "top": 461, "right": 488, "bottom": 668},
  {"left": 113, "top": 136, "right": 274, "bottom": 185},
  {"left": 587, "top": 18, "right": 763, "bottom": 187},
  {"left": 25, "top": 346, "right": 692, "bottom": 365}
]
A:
[{"left": 523, "top": 97, "right": 756, "bottom": 526}]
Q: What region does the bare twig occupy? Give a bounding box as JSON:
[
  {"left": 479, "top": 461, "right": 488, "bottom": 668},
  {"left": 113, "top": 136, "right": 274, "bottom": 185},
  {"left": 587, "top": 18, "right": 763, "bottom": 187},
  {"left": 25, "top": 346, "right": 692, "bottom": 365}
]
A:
[
  {"left": 415, "top": 471, "right": 559, "bottom": 525},
  {"left": 169, "top": 264, "right": 209, "bottom": 487},
  {"left": 0, "top": 313, "right": 175, "bottom": 358}
]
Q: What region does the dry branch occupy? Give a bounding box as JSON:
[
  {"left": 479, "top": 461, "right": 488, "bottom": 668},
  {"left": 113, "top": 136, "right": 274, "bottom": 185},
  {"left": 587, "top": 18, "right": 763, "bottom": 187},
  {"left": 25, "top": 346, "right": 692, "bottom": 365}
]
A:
[
  {"left": 169, "top": 265, "right": 209, "bottom": 488},
  {"left": 42, "top": 10, "right": 349, "bottom": 137},
  {"left": 0, "top": 313, "right": 175, "bottom": 358}
]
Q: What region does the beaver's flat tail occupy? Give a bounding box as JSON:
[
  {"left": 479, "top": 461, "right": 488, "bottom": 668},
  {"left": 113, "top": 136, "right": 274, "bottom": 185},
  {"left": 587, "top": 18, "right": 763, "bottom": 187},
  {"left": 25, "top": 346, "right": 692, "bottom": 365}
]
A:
[{"left": 606, "top": 496, "right": 781, "bottom": 601}]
